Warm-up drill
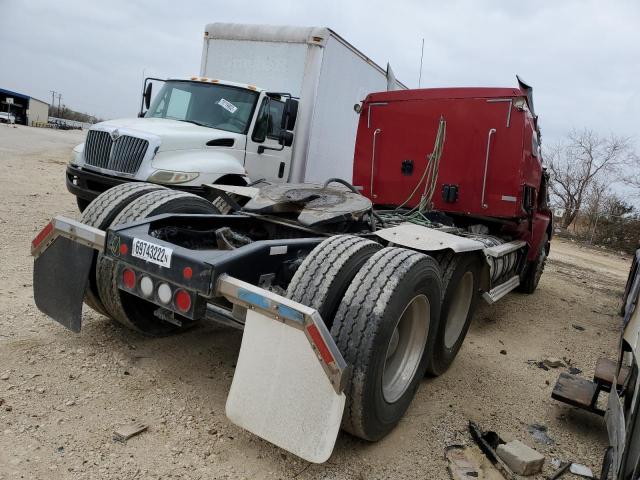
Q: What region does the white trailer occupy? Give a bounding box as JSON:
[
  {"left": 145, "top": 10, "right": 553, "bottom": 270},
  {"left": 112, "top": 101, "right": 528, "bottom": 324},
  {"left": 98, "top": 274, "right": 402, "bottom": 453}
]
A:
[
  {"left": 201, "top": 23, "right": 406, "bottom": 184},
  {"left": 67, "top": 23, "right": 404, "bottom": 211}
]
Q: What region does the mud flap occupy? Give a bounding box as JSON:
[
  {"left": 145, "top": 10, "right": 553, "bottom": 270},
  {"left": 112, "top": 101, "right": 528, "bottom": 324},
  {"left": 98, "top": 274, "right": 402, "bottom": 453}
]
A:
[
  {"left": 605, "top": 385, "right": 626, "bottom": 478},
  {"left": 33, "top": 236, "right": 93, "bottom": 332},
  {"left": 226, "top": 309, "right": 346, "bottom": 463}
]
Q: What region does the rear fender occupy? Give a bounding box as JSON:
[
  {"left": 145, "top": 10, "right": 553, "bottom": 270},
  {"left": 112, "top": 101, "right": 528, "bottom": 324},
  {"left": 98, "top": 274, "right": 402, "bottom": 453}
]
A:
[
  {"left": 528, "top": 212, "right": 551, "bottom": 261},
  {"left": 375, "top": 224, "right": 485, "bottom": 253}
]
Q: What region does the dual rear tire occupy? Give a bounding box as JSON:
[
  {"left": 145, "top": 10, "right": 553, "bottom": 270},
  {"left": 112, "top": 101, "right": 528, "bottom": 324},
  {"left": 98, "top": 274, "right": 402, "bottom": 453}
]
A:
[
  {"left": 287, "top": 237, "right": 483, "bottom": 441},
  {"left": 80, "top": 185, "right": 220, "bottom": 336},
  {"left": 288, "top": 237, "right": 444, "bottom": 441},
  {"left": 426, "top": 252, "right": 482, "bottom": 376}
]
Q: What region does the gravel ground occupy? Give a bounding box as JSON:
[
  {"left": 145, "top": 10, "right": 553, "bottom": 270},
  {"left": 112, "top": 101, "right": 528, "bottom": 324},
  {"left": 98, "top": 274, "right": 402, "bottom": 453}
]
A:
[{"left": 0, "top": 125, "right": 631, "bottom": 479}]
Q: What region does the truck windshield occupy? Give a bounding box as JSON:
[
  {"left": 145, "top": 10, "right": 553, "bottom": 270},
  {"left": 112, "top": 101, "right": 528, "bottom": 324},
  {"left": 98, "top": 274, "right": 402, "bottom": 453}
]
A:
[{"left": 145, "top": 81, "right": 259, "bottom": 134}]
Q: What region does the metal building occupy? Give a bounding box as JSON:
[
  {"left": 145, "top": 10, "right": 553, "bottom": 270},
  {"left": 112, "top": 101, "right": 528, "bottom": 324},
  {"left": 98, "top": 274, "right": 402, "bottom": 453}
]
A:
[{"left": 0, "top": 88, "right": 50, "bottom": 126}]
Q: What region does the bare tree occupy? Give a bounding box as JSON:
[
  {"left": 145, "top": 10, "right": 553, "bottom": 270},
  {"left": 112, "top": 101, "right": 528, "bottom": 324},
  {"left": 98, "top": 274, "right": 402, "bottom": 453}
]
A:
[
  {"left": 583, "top": 178, "right": 609, "bottom": 232},
  {"left": 623, "top": 151, "right": 640, "bottom": 193},
  {"left": 546, "top": 129, "right": 630, "bottom": 228}
]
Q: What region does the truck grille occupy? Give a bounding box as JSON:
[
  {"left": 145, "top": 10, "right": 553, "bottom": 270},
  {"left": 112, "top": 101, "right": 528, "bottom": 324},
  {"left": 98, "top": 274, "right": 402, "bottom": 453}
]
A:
[{"left": 84, "top": 130, "right": 149, "bottom": 175}]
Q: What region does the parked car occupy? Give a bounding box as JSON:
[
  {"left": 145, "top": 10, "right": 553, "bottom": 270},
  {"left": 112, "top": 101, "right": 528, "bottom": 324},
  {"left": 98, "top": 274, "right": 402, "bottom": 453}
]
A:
[{"left": 0, "top": 112, "right": 16, "bottom": 124}]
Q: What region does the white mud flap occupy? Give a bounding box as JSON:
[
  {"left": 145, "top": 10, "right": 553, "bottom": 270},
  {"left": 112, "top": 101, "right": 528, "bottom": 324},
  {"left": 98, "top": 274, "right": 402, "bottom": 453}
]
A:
[{"left": 226, "top": 309, "right": 346, "bottom": 463}]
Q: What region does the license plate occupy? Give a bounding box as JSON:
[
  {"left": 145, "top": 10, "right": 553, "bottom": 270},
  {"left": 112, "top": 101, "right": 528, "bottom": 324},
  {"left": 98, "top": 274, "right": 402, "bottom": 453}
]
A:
[{"left": 131, "top": 238, "right": 173, "bottom": 268}]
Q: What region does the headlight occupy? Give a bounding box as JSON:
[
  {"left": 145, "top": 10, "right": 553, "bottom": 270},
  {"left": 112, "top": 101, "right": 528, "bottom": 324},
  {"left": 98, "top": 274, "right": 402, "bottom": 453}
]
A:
[
  {"left": 147, "top": 170, "right": 200, "bottom": 184},
  {"left": 69, "top": 143, "right": 84, "bottom": 166}
]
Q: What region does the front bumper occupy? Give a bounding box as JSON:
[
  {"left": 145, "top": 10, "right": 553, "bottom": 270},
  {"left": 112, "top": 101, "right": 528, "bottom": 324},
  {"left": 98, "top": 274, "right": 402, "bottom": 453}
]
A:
[{"left": 65, "top": 164, "right": 209, "bottom": 201}]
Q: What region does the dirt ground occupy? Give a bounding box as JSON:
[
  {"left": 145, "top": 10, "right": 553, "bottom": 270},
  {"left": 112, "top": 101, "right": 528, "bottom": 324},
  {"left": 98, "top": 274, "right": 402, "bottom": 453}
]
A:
[{"left": 0, "top": 125, "right": 632, "bottom": 479}]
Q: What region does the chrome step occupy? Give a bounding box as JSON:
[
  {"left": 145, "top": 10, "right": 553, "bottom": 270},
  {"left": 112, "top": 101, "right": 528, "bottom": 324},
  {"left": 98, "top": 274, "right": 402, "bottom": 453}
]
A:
[
  {"left": 484, "top": 240, "right": 527, "bottom": 258},
  {"left": 482, "top": 275, "right": 520, "bottom": 304}
]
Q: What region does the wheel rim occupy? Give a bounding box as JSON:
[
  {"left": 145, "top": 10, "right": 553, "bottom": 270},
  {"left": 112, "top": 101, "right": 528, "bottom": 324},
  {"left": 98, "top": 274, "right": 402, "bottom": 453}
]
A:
[
  {"left": 444, "top": 271, "right": 474, "bottom": 349},
  {"left": 382, "top": 294, "right": 430, "bottom": 403}
]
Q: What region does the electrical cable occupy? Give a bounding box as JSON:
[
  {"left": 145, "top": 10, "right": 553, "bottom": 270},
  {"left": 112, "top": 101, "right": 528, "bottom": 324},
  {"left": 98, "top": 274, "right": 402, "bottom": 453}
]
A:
[{"left": 375, "top": 117, "right": 446, "bottom": 228}]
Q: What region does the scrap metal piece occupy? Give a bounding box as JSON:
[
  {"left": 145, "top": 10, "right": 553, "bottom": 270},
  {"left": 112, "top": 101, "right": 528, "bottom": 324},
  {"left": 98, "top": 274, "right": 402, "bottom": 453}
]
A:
[
  {"left": 113, "top": 422, "right": 147, "bottom": 442},
  {"left": 549, "top": 461, "right": 571, "bottom": 480},
  {"left": 242, "top": 183, "right": 372, "bottom": 226},
  {"left": 569, "top": 463, "right": 594, "bottom": 478}
]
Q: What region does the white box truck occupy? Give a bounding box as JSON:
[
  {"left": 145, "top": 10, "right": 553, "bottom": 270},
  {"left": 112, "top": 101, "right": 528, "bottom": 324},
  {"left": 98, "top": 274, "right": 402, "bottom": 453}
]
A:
[{"left": 67, "top": 23, "right": 405, "bottom": 211}]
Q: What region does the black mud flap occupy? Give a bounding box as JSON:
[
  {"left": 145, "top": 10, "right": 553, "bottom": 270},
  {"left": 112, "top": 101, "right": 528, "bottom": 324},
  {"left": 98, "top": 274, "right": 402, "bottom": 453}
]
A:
[{"left": 33, "top": 236, "right": 94, "bottom": 332}]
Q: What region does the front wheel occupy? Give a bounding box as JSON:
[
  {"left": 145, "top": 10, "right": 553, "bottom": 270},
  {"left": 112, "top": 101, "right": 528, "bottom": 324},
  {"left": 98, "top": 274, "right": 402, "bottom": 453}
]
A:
[
  {"left": 332, "top": 248, "right": 442, "bottom": 441},
  {"left": 518, "top": 233, "right": 549, "bottom": 294}
]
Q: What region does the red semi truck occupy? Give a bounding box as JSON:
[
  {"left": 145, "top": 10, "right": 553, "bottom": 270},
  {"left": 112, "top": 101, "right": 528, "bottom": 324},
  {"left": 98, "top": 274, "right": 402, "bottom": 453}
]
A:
[{"left": 31, "top": 77, "right": 551, "bottom": 462}]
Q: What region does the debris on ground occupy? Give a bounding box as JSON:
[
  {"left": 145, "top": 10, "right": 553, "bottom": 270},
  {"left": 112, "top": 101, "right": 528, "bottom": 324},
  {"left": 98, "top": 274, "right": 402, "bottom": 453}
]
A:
[
  {"left": 468, "top": 421, "right": 517, "bottom": 480},
  {"left": 568, "top": 366, "right": 582, "bottom": 375},
  {"left": 542, "top": 358, "right": 565, "bottom": 369},
  {"left": 445, "top": 444, "right": 504, "bottom": 480},
  {"left": 527, "top": 423, "right": 554, "bottom": 445},
  {"left": 527, "top": 360, "right": 550, "bottom": 371},
  {"left": 496, "top": 440, "right": 545, "bottom": 476},
  {"left": 569, "top": 463, "right": 594, "bottom": 478},
  {"left": 113, "top": 422, "right": 148, "bottom": 443},
  {"left": 548, "top": 460, "right": 571, "bottom": 480},
  {"left": 572, "top": 324, "right": 586, "bottom": 331}
]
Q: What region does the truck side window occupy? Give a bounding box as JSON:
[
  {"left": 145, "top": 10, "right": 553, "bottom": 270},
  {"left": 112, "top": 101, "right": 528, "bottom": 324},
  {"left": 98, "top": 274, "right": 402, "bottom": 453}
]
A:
[
  {"left": 252, "top": 98, "right": 286, "bottom": 144},
  {"left": 252, "top": 99, "right": 270, "bottom": 143},
  {"left": 267, "top": 101, "right": 285, "bottom": 139}
]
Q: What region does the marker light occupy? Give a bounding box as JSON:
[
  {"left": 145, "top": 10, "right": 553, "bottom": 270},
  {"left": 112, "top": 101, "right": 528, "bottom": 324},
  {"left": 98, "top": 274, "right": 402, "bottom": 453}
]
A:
[
  {"left": 32, "top": 221, "right": 53, "bottom": 251},
  {"left": 183, "top": 267, "right": 193, "bottom": 280},
  {"left": 139, "top": 276, "right": 153, "bottom": 297},
  {"left": 122, "top": 269, "right": 136, "bottom": 290},
  {"left": 157, "top": 283, "right": 172, "bottom": 304}
]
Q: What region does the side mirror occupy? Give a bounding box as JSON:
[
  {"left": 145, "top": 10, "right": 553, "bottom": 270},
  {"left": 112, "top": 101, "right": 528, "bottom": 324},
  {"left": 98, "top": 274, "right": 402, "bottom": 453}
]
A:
[
  {"left": 144, "top": 82, "right": 153, "bottom": 110},
  {"left": 278, "top": 129, "right": 294, "bottom": 147},
  {"left": 280, "top": 98, "right": 298, "bottom": 131}
]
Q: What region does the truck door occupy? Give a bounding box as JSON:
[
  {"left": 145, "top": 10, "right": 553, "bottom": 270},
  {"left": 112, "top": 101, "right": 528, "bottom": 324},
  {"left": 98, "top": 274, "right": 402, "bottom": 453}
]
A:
[{"left": 244, "top": 98, "right": 292, "bottom": 183}]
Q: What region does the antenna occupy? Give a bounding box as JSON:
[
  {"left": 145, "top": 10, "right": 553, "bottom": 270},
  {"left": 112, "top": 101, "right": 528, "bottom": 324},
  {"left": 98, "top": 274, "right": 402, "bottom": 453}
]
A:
[{"left": 418, "top": 38, "right": 425, "bottom": 88}]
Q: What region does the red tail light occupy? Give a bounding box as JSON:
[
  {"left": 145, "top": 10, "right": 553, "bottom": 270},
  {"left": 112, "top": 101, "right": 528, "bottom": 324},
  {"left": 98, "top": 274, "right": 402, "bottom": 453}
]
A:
[
  {"left": 174, "top": 289, "right": 191, "bottom": 312},
  {"left": 122, "top": 268, "right": 136, "bottom": 289}
]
